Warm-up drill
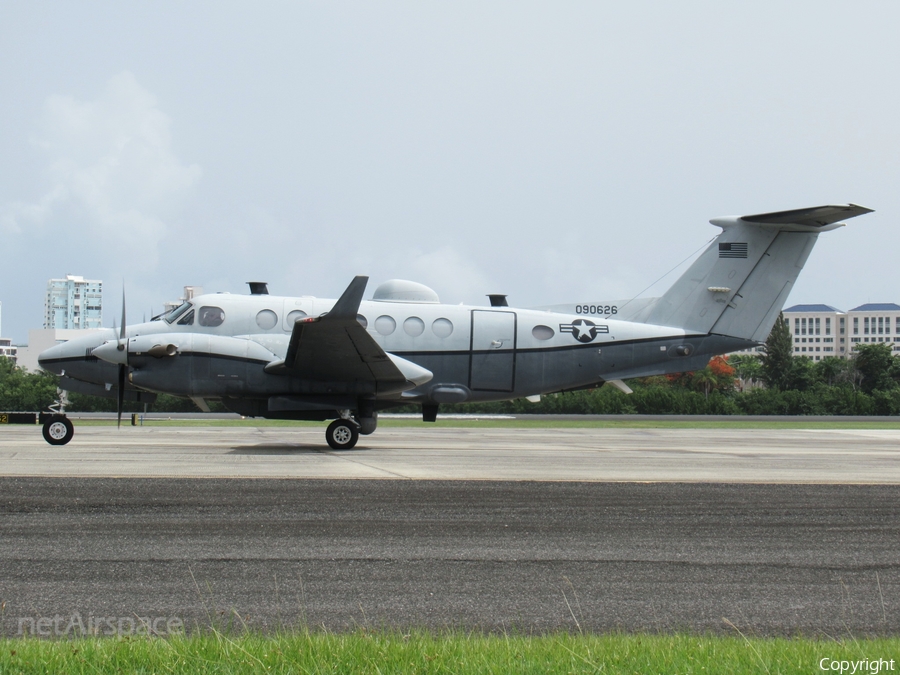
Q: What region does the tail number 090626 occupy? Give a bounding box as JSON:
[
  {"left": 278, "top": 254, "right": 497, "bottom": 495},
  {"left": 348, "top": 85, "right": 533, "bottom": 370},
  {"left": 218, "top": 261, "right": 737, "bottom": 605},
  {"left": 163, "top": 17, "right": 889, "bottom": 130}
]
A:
[{"left": 575, "top": 305, "right": 617, "bottom": 315}]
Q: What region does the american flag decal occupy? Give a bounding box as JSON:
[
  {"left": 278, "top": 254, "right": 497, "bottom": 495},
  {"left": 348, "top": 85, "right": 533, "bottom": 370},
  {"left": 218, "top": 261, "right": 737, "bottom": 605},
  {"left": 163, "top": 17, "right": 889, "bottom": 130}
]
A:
[{"left": 718, "top": 242, "right": 748, "bottom": 258}]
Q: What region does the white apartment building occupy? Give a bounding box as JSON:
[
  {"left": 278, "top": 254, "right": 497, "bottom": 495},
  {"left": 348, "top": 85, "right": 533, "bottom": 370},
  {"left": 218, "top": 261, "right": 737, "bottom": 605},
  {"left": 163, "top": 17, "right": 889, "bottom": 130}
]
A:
[
  {"left": 45, "top": 275, "right": 103, "bottom": 330},
  {"left": 0, "top": 301, "right": 16, "bottom": 363},
  {"left": 0, "top": 338, "right": 16, "bottom": 363}
]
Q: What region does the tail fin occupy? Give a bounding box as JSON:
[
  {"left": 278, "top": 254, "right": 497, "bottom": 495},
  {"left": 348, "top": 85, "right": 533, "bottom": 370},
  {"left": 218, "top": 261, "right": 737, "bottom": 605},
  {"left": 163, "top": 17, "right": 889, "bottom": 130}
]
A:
[{"left": 644, "top": 204, "right": 873, "bottom": 342}]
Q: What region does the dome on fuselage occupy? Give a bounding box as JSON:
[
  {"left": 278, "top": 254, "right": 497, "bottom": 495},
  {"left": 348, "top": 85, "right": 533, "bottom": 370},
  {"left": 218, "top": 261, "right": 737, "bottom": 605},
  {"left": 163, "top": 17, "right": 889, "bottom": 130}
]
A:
[{"left": 372, "top": 279, "right": 440, "bottom": 303}]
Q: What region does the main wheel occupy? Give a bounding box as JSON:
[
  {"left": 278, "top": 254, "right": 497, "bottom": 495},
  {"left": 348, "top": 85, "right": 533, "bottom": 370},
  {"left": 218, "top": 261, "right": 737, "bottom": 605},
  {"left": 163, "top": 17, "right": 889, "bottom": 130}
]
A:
[
  {"left": 326, "top": 419, "right": 359, "bottom": 450},
  {"left": 42, "top": 416, "right": 74, "bottom": 446}
]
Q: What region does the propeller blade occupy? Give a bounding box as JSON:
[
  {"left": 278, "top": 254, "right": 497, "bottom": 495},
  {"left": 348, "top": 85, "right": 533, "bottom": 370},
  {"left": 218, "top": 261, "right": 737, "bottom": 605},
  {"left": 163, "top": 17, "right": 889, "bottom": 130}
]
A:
[
  {"left": 120, "top": 287, "right": 126, "bottom": 342},
  {"left": 117, "top": 285, "right": 127, "bottom": 428},
  {"left": 117, "top": 364, "right": 125, "bottom": 428}
]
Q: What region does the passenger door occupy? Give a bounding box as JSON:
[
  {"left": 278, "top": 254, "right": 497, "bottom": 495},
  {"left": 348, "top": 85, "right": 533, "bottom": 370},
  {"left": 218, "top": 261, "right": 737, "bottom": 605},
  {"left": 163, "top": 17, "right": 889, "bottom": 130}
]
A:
[{"left": 469, "top": 310, "right": 516, "bottom": 392}]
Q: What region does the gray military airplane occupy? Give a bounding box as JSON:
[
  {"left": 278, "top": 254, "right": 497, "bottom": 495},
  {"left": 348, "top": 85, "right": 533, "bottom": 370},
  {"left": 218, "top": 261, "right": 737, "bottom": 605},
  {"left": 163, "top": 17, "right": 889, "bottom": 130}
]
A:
[{"left": 38, "top": 204, "right": 872, "bottom": 448}]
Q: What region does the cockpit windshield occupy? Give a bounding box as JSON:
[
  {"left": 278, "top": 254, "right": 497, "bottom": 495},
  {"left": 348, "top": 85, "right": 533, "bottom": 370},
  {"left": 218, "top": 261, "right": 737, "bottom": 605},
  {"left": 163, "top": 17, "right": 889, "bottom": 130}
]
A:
[{"left": 163, "top": 302, "right": 193, "bottom": 324}]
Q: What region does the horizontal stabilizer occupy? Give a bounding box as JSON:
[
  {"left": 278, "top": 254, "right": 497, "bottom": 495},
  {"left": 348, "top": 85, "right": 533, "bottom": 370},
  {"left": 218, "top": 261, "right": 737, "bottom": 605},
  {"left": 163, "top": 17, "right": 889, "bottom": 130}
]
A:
[
  {"left": 711, "top": 203, "right": 873, "bottom": 233},
  {"left": 742, "top": 203, "right": 873, "bottom": 227}
]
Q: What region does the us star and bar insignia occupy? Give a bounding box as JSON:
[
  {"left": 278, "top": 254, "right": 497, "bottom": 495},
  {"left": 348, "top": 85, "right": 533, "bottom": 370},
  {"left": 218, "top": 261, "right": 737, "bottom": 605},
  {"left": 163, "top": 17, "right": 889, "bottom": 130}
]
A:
[{"left": 559, "top": 318, "right": 609, "bottom": 343}]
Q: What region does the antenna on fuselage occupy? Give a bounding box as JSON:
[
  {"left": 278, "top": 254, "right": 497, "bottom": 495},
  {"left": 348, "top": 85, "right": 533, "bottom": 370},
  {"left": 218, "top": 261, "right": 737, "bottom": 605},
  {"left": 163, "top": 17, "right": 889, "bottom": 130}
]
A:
[{"left": 487, "top": 294, "right": 508, "bottom": 307}]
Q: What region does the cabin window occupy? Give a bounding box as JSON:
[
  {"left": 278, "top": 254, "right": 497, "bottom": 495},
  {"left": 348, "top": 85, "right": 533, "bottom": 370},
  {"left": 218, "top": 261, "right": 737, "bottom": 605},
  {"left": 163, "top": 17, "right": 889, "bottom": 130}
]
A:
[
  {"left": 375, "top": 315, "right": 396, "bottom": 336},
  {"left": 357, "top": 315, "right": 368, "bottom": 329},
  {"left": 404, "top": 317, "right": 425, "bottom": 337},
  {"left": 285, "top": 309, "right": 307, "bottom": 327},
  {"left": 177, "top": 309, "right": 195, "bottom": 326},
  {"left": 256, "top": 309, "right": 278, "bottom": 330},
  {"left": 532, "top": 325, "right": 554, "bottom": 340},
  {"left": 432, "top": 318, "right": 453, "bottom": 338},
  {"left": 198, "top": 306, "right": 226, "bottom": 327},
  {"left": 164, "top": 302, "right": 192, "bottom": 324}
]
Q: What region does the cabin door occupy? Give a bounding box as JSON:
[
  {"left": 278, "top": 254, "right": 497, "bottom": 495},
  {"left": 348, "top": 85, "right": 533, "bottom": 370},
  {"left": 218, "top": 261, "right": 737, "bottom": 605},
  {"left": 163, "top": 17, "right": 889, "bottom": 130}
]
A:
[{"left": 469, "top": 310, "right": 516, "bottom": 392}]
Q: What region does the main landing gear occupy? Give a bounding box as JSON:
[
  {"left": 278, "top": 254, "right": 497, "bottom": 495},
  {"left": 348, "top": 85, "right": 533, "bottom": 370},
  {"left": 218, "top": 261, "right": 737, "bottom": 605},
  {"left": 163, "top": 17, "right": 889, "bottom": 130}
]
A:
[
  {"left": 324, "top": 408, "right": 378, "bottom": 450},
  {"left": 325, "top": 419, "right": 359, "bottom": 450}
]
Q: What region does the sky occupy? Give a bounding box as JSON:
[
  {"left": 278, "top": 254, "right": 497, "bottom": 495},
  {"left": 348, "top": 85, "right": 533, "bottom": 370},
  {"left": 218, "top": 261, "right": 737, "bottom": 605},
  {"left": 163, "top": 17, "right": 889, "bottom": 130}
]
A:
[{"left": 1, "top": 2, "right": 898, "bottom": 343}]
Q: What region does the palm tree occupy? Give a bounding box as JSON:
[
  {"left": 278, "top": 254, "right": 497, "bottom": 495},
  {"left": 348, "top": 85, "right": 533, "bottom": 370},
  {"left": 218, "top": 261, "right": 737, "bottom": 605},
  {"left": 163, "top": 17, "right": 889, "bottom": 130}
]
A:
[{"left": 692, "top": 367, "right": 719, "bottom": 400}]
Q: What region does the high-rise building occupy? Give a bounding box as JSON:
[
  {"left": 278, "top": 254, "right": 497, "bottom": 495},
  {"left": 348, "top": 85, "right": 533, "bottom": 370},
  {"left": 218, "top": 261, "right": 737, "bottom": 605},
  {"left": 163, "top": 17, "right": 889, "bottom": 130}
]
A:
[{"left": 44, "top": 275, "right": 103, "bottom": 330}]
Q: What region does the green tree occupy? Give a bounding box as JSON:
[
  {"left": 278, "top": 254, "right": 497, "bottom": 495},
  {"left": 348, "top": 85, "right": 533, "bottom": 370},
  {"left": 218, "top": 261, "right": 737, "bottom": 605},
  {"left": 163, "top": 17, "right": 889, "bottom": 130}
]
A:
[
  {"left": 0, "top": 358, "right": 60, "bottom": 411},
  {"left": 691, "top": 367, "right": 718, "bottom": 399},
  {"left": 784, "top": 356, "right": 817, "bottom": 392},
  {"left": 759, "top": 313, "right": 794, "bottom": 390},
  {"left": 853, "top": 343, "right": 899, "bottom": 394},
  {"left": 814, "top": 356, "right": 850, "bottom": 387},
  {"left": 728, "top": 354, "right": 763, "bottom": 392}
]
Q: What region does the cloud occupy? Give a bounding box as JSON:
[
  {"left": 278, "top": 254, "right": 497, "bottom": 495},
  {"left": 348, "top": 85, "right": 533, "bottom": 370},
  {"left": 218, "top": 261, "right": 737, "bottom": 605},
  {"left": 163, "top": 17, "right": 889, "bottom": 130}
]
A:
[{"left": 2, "top": 71, "right": 200, "bottom": 269}]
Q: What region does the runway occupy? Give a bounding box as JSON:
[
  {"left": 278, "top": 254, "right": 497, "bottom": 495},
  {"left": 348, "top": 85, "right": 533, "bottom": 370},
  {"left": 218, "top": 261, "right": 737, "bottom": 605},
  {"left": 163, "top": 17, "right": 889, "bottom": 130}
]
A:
[
  {"left": 2, "top": 425, "right": 899, "bottom": 635},
  {"left": 2, "top": 424, "right": 900, "bottom": 482},
  {"left": 2, "top": 478, "right": 899, "bottom": 636}
]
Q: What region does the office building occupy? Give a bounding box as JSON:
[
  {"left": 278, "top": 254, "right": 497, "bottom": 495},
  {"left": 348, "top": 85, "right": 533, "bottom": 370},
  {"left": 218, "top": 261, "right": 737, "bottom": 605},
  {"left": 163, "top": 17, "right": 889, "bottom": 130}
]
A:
[{"left": 736, "top": 303, "right": 900, "bottom": 361}]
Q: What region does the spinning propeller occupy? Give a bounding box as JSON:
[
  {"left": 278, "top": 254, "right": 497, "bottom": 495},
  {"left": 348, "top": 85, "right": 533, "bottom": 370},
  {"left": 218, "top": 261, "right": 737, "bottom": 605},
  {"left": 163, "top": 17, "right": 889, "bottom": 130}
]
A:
[{"left": 92, "top": 288, "right": 180, "bottom": 427}]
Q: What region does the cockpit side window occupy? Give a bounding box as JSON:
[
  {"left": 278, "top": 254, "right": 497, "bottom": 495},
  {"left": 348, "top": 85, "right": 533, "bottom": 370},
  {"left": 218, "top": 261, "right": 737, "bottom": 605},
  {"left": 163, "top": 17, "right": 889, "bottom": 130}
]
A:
[
  {"left": 164, "top": 302, "right": 192, "bottom": 324},
  {"left": 198, "top": 306, "right": 226, "bottom": 327},
  {"left": 177, "top": 309, "right": 195, "bottom": 326}
]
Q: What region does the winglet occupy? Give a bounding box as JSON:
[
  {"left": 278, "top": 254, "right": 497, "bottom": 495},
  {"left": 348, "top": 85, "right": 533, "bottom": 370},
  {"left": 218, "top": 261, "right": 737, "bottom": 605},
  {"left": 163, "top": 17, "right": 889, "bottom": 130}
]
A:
[{"left": 324, "top": 276, "right": 369, "bottom": 320}]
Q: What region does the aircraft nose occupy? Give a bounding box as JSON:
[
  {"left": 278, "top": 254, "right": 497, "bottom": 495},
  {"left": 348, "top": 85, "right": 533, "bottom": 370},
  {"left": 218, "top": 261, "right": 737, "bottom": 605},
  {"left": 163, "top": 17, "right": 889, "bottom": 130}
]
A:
[
  {"left": 92, "top": 340, "right": 128, "bottom": 365},
  {"left": 37, "top": 342, "right": 69, "bottom": 374}
]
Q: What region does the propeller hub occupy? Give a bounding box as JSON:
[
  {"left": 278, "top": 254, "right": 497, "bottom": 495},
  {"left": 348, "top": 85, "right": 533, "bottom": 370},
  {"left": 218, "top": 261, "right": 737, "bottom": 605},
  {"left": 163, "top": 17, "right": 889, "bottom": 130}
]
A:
[{"left": 92, "top": 340, "right": 129, "bottom": 365}]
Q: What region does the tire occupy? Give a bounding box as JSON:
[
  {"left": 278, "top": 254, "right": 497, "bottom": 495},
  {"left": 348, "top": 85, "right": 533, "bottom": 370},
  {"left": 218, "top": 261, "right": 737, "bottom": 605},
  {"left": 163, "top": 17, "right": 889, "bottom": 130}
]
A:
[
  {"left": 326, "top": 419, "right": 359, "bottom": 450},
  {"left": 42, "top": 416, "right": 74, "bottom": 446}
]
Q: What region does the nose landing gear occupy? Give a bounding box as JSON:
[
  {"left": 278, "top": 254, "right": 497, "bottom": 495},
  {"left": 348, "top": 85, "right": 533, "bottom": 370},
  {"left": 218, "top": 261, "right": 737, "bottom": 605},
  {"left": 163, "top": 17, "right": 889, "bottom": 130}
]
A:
[{"left": 42, "top": 415, "right": 74, "bottom": 446}]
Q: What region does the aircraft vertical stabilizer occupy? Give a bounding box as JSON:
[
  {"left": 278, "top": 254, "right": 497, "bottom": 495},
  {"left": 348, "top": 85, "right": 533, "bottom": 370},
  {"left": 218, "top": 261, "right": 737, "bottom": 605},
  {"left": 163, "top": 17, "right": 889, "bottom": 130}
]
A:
[{"left": 644, "top": 204, "right": 872, "bottom": 342}]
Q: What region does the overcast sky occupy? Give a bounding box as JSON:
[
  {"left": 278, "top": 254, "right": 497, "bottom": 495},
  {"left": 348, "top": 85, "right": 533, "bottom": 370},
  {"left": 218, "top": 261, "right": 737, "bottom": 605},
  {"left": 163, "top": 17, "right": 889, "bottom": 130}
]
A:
[{"left": 1, "top": 2, "right": 897, "bottom": 343}]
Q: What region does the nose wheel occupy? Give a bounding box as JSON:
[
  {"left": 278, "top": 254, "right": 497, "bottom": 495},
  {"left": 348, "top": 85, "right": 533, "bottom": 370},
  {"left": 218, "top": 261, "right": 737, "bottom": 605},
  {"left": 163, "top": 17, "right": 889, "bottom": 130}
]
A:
[
  {"left": 325, "top": 419, "right": 359, "bottom": 450},
  {"left": 42, "top": 416, "right": 74, "bottom": 446}
]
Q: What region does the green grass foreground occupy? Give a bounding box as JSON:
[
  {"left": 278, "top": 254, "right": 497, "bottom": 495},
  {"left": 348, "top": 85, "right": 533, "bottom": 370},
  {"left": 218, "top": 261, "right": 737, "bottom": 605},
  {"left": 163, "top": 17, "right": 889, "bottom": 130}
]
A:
[{"left": 2, "top": 632, "right": 899, "bottom": 674}]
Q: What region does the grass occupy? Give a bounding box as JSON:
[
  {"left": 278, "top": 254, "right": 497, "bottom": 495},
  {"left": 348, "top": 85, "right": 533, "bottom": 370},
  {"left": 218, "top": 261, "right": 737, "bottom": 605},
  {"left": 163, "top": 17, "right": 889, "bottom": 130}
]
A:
[
  {"left": 69, "top": 416, "right": 900, "bottom": 430},
  {"left": 2, "top": 631, "right": 899, "bottom": 674}
]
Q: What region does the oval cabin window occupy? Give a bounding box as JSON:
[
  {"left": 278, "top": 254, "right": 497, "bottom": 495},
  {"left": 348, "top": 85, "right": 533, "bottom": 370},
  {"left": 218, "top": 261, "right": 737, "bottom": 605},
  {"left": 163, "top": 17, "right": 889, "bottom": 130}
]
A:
[
  {"left": 404, "top": 317, "right": 425, "bottom": 337},
  {"left": 432, "top": 318, "right": 453, "bottom": 338},
  {"left": 532, "top": 325, "right": 554, "bottom": 340},
  {"left": 285, "top": 309, "right": 307, "bottom": 327},
  {"left": 357, "top": 314, "right": 368, "bottom": 329},
  {"left": 256, "top": 309, "right": 278, "bottom": 330},
  {"left": 375, "top": 315, "right": 396, "bottom": 336}
]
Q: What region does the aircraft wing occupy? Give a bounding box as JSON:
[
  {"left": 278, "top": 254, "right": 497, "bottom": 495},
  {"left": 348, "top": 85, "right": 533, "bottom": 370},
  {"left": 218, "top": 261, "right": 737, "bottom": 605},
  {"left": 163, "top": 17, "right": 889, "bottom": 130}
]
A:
[{"left": 265, "top": 276, "right": 428, "bottom": 395}]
